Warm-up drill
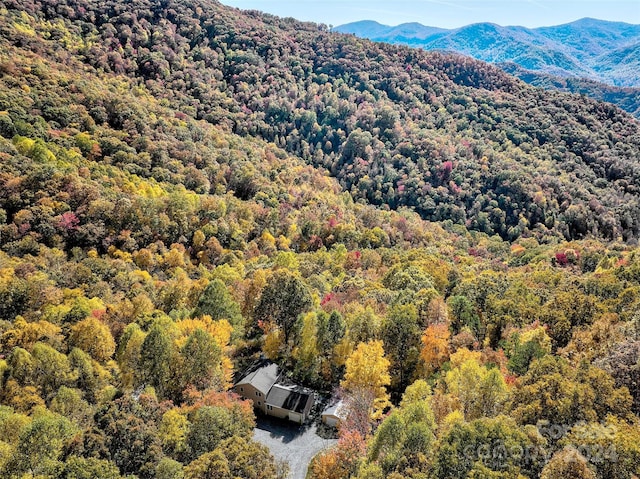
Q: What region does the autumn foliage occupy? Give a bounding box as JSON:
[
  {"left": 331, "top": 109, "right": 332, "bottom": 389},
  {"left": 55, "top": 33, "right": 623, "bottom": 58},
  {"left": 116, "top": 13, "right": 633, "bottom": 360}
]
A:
[{"left": 0, "top": 0, "right": 639, "bottom": 478}]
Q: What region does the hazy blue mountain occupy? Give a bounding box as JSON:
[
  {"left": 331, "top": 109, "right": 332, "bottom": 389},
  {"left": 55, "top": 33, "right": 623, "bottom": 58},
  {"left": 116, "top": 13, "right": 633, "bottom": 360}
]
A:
[
  {"left": 334, "top": 18, "right": 640, "bottom": 87},
  {"left": 500, "top": 63, "right": 640, "bottom": 118},
  {"left": 335, "top": 20, "right": 447, "bottom": 42},
  {"left": 594, "top": 43, "right": 640, "bottom": 86},
  {"left": 536, "top": 18, "right": 640, "bottom": 61}
]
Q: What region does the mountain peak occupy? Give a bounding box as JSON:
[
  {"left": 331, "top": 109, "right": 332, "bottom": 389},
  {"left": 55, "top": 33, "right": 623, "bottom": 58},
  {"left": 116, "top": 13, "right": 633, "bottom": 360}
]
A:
[
  {"left": 567, "top": 17, "right": 631, "bottom": 26},
  {"left": 342, "top": 19, "right": 387, "bottom": 27},
  {"left": 335, "top": 17, "right": 640, "bottom": 88}
]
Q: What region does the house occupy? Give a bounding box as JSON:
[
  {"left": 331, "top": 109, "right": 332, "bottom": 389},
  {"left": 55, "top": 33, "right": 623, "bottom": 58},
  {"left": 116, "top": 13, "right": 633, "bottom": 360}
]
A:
[
  {"left": 321, "top": 398, "right": 348, "bottom": 427},
  {"left": 233, "top": 361, "right": 314, "bottom": 424},
  {"left": 265, "top": 384, "right": 314, "bottom": 424},
  {"left": 233, "top": 361, "right": 279, "bottom": 414}
]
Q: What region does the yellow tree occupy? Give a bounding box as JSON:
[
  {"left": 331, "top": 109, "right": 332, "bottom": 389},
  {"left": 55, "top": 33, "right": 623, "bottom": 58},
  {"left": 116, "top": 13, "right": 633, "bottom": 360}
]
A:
[
  {"left": 292, "top": 312, "right": 320, "bottom": 383},
  {"left": 69, "top": 317, "right": 116, "bottom": 363},
  {"left": 262, "top": 322, "right": 284, "bottom": 361},
  {"left": 116, "top": 324, "right": 147, "bottom": 390},
  {"left": 420, "top": 323, "right": 450, "bottom": 376},
  {"left": 1, "top": 317, "right": 63, "bottom": 351},
  {"left": 444, "top": 354, "right": 509, "bottom": 421},
  {"left": 341, "top": 341, "right": 391, "bottom": 418},
  {"left": 159, "top": 408, "right": 189, "bottom": 456}
]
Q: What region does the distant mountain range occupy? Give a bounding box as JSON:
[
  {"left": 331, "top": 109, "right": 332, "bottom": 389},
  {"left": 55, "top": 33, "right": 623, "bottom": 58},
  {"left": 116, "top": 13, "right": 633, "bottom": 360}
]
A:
[
  {"left": 334, "top": 18, "right": 640, "bottom": 117},
  {"left": 334, "top": 18, "right": 640, "bottom": 87}
]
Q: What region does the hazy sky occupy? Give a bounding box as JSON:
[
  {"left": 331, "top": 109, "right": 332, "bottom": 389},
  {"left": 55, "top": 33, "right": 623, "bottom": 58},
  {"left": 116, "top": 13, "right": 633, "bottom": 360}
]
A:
[{"left": 219, "top": 1, "right": 640, "bottom": 29}]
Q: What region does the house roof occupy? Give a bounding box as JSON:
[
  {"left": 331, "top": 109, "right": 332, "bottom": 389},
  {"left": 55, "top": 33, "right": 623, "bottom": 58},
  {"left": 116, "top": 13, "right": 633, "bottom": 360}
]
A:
[
  {"left": 266, "top": 384, "right": 313, "bottom": 414},
  {"left": 236, "top": 362, "right": 280, "bottom": 395},
  {"left": 322, "top": 399, "right": 348, "bottom": 419}
]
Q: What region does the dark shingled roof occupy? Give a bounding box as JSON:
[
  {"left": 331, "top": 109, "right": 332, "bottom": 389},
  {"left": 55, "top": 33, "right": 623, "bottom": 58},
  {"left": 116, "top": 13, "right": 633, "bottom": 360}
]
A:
[
  {"left": 236, "top": 362, "right": 280, "bottom": 395},
  {"left": 266, "top": 385, "right": 313, "bottom": 414}
]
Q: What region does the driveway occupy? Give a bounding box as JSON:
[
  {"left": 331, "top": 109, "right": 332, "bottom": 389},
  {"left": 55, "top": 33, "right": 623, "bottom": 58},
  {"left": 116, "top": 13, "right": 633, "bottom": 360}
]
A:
[{"left": 253, "top": 416, "right": 337, "bottom": 479}]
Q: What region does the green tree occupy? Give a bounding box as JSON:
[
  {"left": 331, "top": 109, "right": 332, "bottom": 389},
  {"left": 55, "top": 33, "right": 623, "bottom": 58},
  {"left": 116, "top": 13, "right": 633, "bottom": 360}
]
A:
[
  {"left": 140, "top": 323, "right": 176, "bottom": 398},
  {"left": 254, "top": 271, "right": 313, "bottom": 344},
  {"left": 0, "top": 406, "right": 30, "bottom": 445},
  {"left": 62, "top": 456, "right": 124, "bottom": 479},
  {"left": 193, "top": 279, "right": 244, "bottom": 337},
  {"left": 382, "top": 264, "right": 434, "bottom": 292},
  {"left": 185, "top": 435, "right": 285, "bottom": 479},
  {"left": 317, "top": 310, "right": 346, "bottom": 356},
  {"left": 180, "top": 328, "right": 223, "bottom": 392},
  {"left": 445, "top": 357, "right": 509, "bottom": 421},
  {"left": 184, "top": 450, "right": 230, "bottom": 479},
  {"left": 69, "top": 347, "right": 111, "bottom": 404},
  {"left": 31, "top": 342, "right": 76, "bottom": 401},
  {"left": 93, "top": 395, "right": 164, "bottom": 479},
  {"left": 510, "top": 356, "right": 632, "bottom": 426},
  {"left": 368, "top": 400, "right": 436, "bottom": 475},
  {"left": 382, "top": 304, "right": 421, "bottom": 391},
  {"left": 186, "top": 406, "right": 254, "bottom": 461},
  {"left": 400, "top": 379, "right": 433, "bottom": 409},
  {"left": 3, "top": 409, "right": 76, "bottom": 478},
  {"left": 448, "top": 295, "right": 481, "bottom": 337},
  {"left": 115, "top": 323, "right": 146, "bottom": 390},
  {"left": 156, "top": 457, "right": 184, "bottom": 479},
  {"left": 347, "top": 306, "right": 382, "bottom": 344},
  {"left": 6, "top": 347, "right": 34, "bottom": 386},
  {"left": 507, "top": 338, "right": 547, "bottom": 376},
  {"left": 432, "top": 416, "right": 540, "bottom": 479},
  {"left": 50, "top": 386, "right": 93, "bottom": 427},
  {"left": 540, "top": 290, "right": 599, "bottom": 348}
]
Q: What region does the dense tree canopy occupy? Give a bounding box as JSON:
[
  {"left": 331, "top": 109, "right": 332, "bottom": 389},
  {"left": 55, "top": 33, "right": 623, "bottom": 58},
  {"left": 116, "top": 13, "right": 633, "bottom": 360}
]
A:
[{"left": 0, "top": 0, "right": 639, "bottom": 478}]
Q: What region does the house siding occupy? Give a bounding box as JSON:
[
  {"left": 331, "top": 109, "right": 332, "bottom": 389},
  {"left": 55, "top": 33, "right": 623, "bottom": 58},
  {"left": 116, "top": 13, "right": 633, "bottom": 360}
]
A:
[
  {"left": 302, "top": 395, "right": 313, "bottom": 418},
  {"left": 265, "top": 404, "right": 290, "bottom": 421},
  {"left": 265, "top": 399, "right": 312, "bottom": 424},
  {"left": 322, "top": 414, "right": 340, "bottom": 427},
  {"left": 321, "top": 399, "right": 347, "bottom": 427},
  {"left": 234, "top": 384, "right": 267, "bottom": 413}
]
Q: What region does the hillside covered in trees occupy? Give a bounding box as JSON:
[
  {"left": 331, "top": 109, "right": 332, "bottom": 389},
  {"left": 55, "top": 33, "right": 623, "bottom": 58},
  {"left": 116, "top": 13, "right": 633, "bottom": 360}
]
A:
[
  {"left": 498, "top": 63, "right": 640, "bottom": 118},
  {"left": 334, "top": 19, "right": 640, "bottom": 119},
  {"left": 0, "top": 0, "right": 639, "bottom": 479},
  {"left": 6, "top": 0, "right": 640, "bottom": 242}
]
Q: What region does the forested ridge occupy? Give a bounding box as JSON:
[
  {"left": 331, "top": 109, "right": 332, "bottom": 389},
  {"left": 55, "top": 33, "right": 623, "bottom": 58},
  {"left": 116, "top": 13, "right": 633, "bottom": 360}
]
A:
[
  {"left": 6, "top": 0, "right": 640, "bottom": 242},
  {"left": 0, "top": 0, "right": 639, "bottom": 479},
  {"left": 498, "top": 63, "right": 640, "bottom": 118},
  {"left": 335, "top": 19, "right": 640, "bottom": 119}
]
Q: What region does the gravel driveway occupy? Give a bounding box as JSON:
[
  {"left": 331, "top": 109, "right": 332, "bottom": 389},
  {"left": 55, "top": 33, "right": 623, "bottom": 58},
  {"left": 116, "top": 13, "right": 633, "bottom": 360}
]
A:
[{"left": 253, "top": 416, "right": 337, "bottom": 479}]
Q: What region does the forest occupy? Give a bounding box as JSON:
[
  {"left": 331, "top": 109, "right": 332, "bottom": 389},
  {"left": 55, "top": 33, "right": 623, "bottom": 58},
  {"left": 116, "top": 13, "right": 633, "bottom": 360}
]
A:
[
  {"left": 498, "top": 63, "right": 640, "bottom": 119},
  {"left": 7, "top": 0, "right": 640, "bottom": 242},
  {"left": 0, "top": 0, "right": 638, "bottom": 478}
]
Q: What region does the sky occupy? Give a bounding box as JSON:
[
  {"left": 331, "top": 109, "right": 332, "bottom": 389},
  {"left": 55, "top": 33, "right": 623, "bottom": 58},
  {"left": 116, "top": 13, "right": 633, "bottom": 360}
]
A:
[{"left": 219, "top": 1, "right": 640, "bottom": 29}]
